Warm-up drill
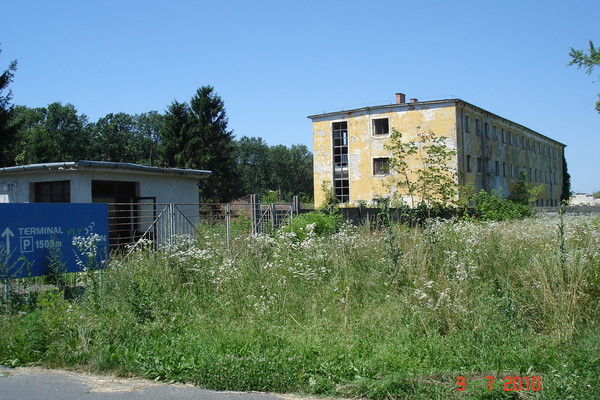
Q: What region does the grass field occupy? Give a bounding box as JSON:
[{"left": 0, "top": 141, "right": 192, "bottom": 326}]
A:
[{"left": 1, "top": 214, "right": 599, "bottom": 399}]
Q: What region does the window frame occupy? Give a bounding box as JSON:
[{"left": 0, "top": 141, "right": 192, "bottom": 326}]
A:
[
  {"left": 34, "top": 180, "right": 71, "bottom": 203},
  {"left": 373, "top": 157, "right": 391, "bottom": 175},
  {"left": 372, "top": 117, "right": 390, "bottom": 136}
]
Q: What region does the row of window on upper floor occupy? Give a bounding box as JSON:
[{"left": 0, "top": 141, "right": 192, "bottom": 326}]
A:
[
  {"left": 465, "top": 155, "right": 558, "bottom": 185},
  {"left": 332, "top": 117, "right": 561, "bottom": 163},
  {"left": 464, "top": 115, "right": 558, "bottom": 159},
  {"left": 338, "top": 117, "right": 559, "bottom": 160}
]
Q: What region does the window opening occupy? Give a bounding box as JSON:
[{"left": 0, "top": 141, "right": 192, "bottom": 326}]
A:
[
  {"left": 372, "top": 118, "right": 389, "bottom": 135},
  {"left": 373, "top": 157, "right": 390, "bottom": 175},
  {"left": 34, "top": 180, "right": 71, "bottom": 203},
  {"left": 332, "top": 121, "right": 350, "bottom": 203}
]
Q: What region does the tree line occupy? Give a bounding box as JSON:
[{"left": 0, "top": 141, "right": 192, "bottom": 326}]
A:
[{"left": 0, "top": 48, "right": 312, "bottom": 203}]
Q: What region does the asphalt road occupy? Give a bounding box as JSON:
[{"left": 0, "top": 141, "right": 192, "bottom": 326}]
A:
[{"left": 0, "top": 366, "right": 296, "bottom": 400}]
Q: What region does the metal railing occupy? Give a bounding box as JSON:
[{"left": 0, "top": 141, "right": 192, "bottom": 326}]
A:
[{"left": 107, "top": 200, "right": 297, "bottom": 251}]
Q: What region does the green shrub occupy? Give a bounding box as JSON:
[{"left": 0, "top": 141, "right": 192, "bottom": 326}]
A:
[
  {"left": 469, "top": 189, "right": 532, "bottom": 221},
  {"left": 283, "top": 211, "right": 342, "bottom": 240}
]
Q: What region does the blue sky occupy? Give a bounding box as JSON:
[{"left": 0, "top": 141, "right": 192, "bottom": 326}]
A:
[{"left": 2, "top": 0, "right": 599, "bottom": 193}]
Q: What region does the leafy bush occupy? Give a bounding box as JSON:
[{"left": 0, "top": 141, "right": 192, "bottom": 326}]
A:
[
  {"left": 283, "top": 211, "right": 341, "bottom": 240},
  {"left": 469, "top": 189, "right": 532, "bottom": 221}
]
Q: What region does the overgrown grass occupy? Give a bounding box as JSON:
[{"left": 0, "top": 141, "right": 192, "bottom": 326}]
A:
[{"left": 1, "top": 215, "right": 599, "bottom": 399}]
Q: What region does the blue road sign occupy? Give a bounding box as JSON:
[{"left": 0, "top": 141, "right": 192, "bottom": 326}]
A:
[{"left": 0, "top": 203, "right": 109, "bottom": 279}]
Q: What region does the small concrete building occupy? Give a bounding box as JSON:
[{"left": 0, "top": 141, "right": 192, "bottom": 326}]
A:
[
  {"left": 0, "top": 160, "right": 211, "bottom": 204},
  {"left": 0, "top": 160, "right": 212, "bottom": 246}
]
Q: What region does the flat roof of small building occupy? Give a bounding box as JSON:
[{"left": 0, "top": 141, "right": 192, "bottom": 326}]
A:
[{"left": 0, "top": 160, "right": 212, "bottom": 179}]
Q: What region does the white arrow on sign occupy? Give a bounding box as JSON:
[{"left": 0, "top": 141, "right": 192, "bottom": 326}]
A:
[{"left": 2, "top": 227, "right": 14, "bottom": 253}]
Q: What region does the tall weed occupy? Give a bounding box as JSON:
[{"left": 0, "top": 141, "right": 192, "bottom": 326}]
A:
[{"left": 0, "top": 215, "right": 598, "bottom": 399}]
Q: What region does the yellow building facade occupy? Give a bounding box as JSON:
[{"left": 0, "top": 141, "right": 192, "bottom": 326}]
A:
[{"left": 309, "top": 95, "right": 566, "bottom": 207}]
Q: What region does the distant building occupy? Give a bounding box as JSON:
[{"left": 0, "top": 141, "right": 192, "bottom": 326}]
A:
[
  {"left": 309, "top": 94, "right": 566, "bottom": 207},
  {"left": 0, "top": 160, "right": 211, "bottom": 245},
  {"left": 570, "top": 193, "right": 600, "bottom": 206}
]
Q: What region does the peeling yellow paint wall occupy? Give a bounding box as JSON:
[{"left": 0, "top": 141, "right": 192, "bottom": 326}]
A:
[
  {"left": 457, "top": 103, "right": 565, "bottom": 206},
  {"left": 311, "top": 99, "right": 565, "bottom": 208},
  {"left": 312, "top": 103, "right": 459, "bottom": 207}
]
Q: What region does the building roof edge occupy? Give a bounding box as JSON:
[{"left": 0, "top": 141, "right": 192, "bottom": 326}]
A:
[{"left": 0, "top": 161, "right": 213, "bottom": 178}]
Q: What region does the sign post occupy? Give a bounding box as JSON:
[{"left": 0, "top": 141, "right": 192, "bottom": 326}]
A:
[{"left": 0, "top": 203, "right": 109, "bottom": 279}]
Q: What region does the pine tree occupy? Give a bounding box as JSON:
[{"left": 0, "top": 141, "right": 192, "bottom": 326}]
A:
[
  {"left": 161, "top": 86, "right": 239, "bottom": 202},
  {"left": 0, "top": 44, "right": 18, "bottom": 166}
]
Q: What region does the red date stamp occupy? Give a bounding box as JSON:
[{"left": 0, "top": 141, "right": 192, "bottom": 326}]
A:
[{"left": 457, "top": 376, "right": 542, "bottom": 392}]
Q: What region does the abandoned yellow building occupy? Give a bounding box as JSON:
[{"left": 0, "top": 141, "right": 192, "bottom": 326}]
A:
[{"left": 309, "top": 93, "right": 566, "bottom": 207}]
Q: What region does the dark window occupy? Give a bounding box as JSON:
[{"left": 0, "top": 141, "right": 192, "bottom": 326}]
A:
[
  {"left": 92, "top": 180, "right": 139, "bottom": 248},
  {"left": 466, "top": 155, "right": 472, "bottom": 173},
  {"left": 373, "top": 158, "right": 390, "bottom": 175},
  {"left": 485, "top": 122, "right": 490, "bottom": 138},
  {"left": 92, "top": 180, "right": 137, "bottom": 202},
  {"left": 34, "top": 181, "right": 70, "bottom": 202},
  {"left": 372, "top": 118, "right": 389, "bottom": 135},
  {"left": 476, "top": 157, "right": 482, "bottom": 173},
  {"left": 495, "top": 161, "right": 500, "bottom": 176},
  {"left": 475, "top": 119, "right": 482, "bottom": 136},
  {"left": 332, "top": 121, "right": 350, "bottom": 203},
  {"left": 465, "top": 115, "right": 470, "bottom": 133}
]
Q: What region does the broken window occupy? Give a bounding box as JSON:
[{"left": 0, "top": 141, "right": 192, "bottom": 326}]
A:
[
  {"left": 372, "top": 118, "right": 389, "bottom": 135},
  {"left": 332, "top": 121, "right": 350, "bottom": 203},
  {"left": 373, "top": 157, "right": 390, "bottom": 175}
]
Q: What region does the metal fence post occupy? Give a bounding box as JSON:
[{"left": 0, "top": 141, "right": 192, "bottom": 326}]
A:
[
  {"left": 250, "top": 194, "right": 261, "bottom": 235},
  {"left": 169, "top": 203, "right": 175, "bottom": 247},
  {"left": 225, "top": 202, "right": 231, "bottom": 250},
  {"left": 271, "top": 203, "right": 277, "bottom": 232},
  {"left": 292, "top": 195, "right": 300, "bottom": 220}
]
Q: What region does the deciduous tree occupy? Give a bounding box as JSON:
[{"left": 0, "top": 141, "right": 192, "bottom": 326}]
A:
[
  {"left": 569, "top": 40, "right": 600, "bottom": 113},
  {"left": 13, "top": 103, "right": 93, "bottom": 164},
  {"left": 92, "top": 112, "right": 158, "bottom": 164},
  {"left": 385, "top": 128, "right": 458, "bottom": 207}
]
